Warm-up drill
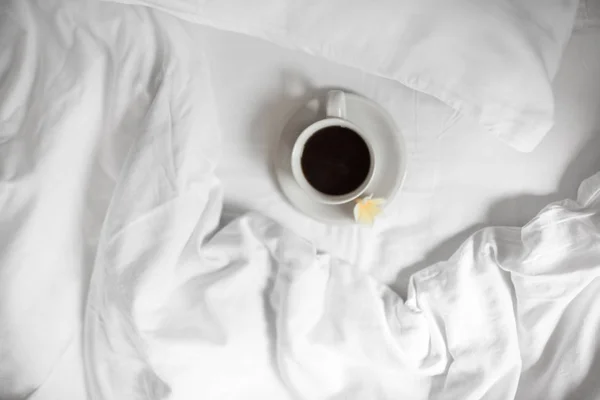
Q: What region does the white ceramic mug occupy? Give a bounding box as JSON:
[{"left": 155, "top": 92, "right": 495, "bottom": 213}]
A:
[{"left": 291, "top": 90, "right": 375, "bottom": 205}]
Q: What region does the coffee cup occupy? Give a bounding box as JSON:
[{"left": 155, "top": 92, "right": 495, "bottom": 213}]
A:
[{"left": 291, "top": 90, "right": 375, "bottom": 205}]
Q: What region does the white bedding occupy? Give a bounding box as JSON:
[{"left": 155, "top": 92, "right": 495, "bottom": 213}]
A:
[
  {"left": 87, "top": 169, "right": 600, "bottom": 400},
  {"left": 1, "top": 0, "right": 600, "bottom": 399},
  {"left": 198, "top": 15, "right": 600, "bottom": 287},
  {"left": 0, "top": 1, "right": 220, "bottom": 398},
  {"left": 107, "top": 0, "right": 580, "bottom": 152}
]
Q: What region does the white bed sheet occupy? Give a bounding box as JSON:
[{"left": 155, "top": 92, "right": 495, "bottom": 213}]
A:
[
  {"left": 3, "top": 1, "right": 600, "bottom": 398},
  {"left": 191, "top": 10, "right": 600, "bottom": 291},
  {"left": 0, "top": 1, "right": 220, "bottom": 398}
]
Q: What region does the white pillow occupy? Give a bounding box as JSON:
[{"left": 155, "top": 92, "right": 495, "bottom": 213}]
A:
[{"left": 111, "top": 0, "right": 578, "bottom": 151}]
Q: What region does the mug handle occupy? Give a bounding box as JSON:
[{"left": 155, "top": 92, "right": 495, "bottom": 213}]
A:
[{"left": 326, "top": 90, "right": 346, "bottom": 119}]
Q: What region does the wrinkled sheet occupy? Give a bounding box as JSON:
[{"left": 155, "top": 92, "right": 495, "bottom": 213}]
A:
[
  {"left": 0, "top": 0, "right": 220, "bottom": 398},
  {"left": 1, "top": 0, "right": 600, "bottom": 399},
  {"left": 86, "top": 120, "right": 600, "bottom": 399},
  {"left": 198, "top": 13, "right": 600, "bottom": 288}
]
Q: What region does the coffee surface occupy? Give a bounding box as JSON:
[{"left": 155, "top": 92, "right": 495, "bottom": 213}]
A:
[{"left": 301, "top": 126, "right": 371, "bottom": 196}]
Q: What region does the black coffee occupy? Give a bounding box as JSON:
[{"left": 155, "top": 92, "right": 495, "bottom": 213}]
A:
[{"left": 301, "top": 126, "right": 371, "bottom": 196}]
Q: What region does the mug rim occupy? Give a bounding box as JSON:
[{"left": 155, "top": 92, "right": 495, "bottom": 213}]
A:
[{"left": 291, "top": 117, "right": 375, "bottom": 205}]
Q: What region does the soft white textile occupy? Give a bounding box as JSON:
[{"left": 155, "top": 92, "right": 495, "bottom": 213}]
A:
[
  {"left": 105, "top": 0, "right": 579, "bottom": 151},
  {"left": 0, "top": 0, "right": 219, "bottom": 398},
  {"left": 194, "top": 16, "right": 600, "bottom": 287},
  {"left": 1, "top": 1, "right": 600, "bottom": 400},
  {"left": 85, "top": 142, "right": 600, "bottom": 400}
]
